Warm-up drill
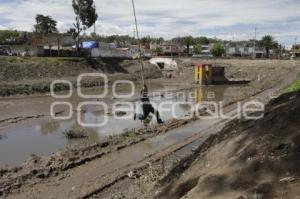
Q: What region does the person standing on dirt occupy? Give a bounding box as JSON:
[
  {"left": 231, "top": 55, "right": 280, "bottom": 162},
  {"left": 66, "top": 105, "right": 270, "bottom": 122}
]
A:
[{"left": 134, "top": 84, "right": 164, "bottom": 124}]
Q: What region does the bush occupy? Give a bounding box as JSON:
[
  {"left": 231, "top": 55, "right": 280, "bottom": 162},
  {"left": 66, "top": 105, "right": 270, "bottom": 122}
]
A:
[
  {"left": 286, "top": 77, "right": 300, "bottom": 93},
  {"left": 63, "top": 130, "right": 88, "bottom": 139},
  {"left": 210, "top": 42, "right": 225, "bottom": 57}
]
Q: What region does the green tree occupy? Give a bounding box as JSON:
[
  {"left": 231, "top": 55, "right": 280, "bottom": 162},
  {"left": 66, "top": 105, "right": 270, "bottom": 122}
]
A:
[
  {"left": 171, "top": 37, "right": 181, "bottom": 45},
  {"left": 194, "top": 44, "right": 203, "bottom": 54},
  {"left": 259, "top": 35, "right": 278, "bottom": 58},
  {"left": 72, "top": 0, "right": 98, "bottom": 53},
  {"left": 195, "top": 36, "right": 209, "bottom": 45},
  {"left": 34, "top": 14, "right": 58, "bottom": 34},
  {"left": 0, "top": 30, "right": 19, "bottom": 44},
  {"left": 210, "top": 42, "right": 225, "bottom": 57},
  {"left": 153, "top": 47, "right": 163, "bottom": 55},
  {"left": 141, "top": 36, "right": 151, "bottom": 46},
  {"left": 156, "top": 37, "right": 164, "bottom": 44},
  {"left": 180, "top": 36, "right": 194, "bottom": 55},
  {"left": 67, "top": 27, "right": 79, "bottom": 49}
]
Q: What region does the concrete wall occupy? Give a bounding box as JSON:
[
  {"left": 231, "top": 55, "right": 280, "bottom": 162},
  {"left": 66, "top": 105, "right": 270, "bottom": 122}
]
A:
[{"left": 91, "top": 48, "right": 132, "bottom": 58}]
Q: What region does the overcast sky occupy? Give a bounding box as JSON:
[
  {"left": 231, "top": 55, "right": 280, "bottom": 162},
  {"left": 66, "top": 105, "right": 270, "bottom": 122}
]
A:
[{"left": 0, "top": 0, "right": 300, "bottom": 46}]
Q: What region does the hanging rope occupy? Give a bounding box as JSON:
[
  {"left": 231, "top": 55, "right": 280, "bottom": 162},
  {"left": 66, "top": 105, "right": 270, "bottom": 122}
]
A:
[{"left": 131, "top": 0, "right": 145, "bottom": 86}]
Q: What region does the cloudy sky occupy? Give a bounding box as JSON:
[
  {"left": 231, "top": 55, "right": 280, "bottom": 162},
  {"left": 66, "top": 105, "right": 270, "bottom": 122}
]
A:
[{"left": 0, "top": 0, "right": 300, "bottom": 46}]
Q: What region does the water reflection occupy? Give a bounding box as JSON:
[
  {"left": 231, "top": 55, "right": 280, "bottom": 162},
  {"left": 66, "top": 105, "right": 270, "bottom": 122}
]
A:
[
  {"left": 39, "top": 121, "right": 60, "bottom": 135},
  {"left": 0, "top": 84, "right": 248, "bottom": 166}
]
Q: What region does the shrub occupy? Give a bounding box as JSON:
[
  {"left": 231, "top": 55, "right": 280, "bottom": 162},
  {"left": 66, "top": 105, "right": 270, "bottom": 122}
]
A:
[{"left": 210, "top": 42, "right": 225, "bottom": 57}]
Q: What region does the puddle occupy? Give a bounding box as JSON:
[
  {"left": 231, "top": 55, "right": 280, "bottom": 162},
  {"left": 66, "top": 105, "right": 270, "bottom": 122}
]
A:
[{"left": 0, "top": 83, "right": 248, "bottom": 166}]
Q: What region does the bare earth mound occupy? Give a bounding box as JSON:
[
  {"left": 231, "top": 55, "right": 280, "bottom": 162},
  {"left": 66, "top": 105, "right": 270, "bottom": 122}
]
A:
[
  {"left": 0, "top": 57, "right": 161, "bottom": 96},
  {"left": 158, "top": 91, "right": 300, "bottom": 199}
]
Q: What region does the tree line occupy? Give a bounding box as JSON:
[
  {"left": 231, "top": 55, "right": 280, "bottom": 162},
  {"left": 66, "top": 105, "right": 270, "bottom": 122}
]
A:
[{"left": 0, "top": 0, "right": 280, "bottom": 57}]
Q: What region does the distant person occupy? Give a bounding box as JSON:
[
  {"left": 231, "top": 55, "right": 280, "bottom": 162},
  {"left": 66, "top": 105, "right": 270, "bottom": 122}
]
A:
[{"left": 134, "top": 84, "right": 164, "bottom": 124}]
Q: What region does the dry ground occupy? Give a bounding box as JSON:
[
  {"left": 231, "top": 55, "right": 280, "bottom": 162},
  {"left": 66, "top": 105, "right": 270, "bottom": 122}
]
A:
[{"left": 157, "top": 91, "right": 300, "bottom": 199}]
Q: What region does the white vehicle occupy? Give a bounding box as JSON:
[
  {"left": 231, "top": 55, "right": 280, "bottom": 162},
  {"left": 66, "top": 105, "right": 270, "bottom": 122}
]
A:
[{"left": 192, "top": 53, "right": 213, "bottom": 58}]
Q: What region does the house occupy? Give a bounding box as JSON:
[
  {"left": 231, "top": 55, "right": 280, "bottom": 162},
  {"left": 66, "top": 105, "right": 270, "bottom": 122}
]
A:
[
  {"left": 160, "top": 44, "right": 181, "bottom": 56},
  {"left": 225, "top": 42, "right": 265, "bottom": 58},
  {"left": 201, "top": 45, "right": 211, "bottom": 53},
  {"left": 150, "top": 43, "right": 159, "bottom": 51},
  {"left": 291, "top": 44, "right": 300, "bottom": 59},
  {"left": 253, "top": 48, "right": 265, "bottom": 58},
  {"left": 0, "top": 32, "right": 40, "bottom": 56},
  {"left": 24, "top": 33, "right": 75, "bottom": 56},
  {"left": 182, "top": 45, "right": 195, "bottom": 55}
]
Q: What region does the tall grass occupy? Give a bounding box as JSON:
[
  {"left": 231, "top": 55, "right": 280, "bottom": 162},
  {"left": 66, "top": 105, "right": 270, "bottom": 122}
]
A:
[{"left": 286, "top": 76, "right": 300, "bottom": 93}]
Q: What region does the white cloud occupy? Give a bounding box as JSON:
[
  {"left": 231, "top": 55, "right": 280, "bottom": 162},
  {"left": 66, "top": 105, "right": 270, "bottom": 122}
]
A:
[
  {"left": 0, "top": 25, "right": 7, "bottom": 30},
  {"left": 0, "top": 0, "right": 300, "bottom": 45}
]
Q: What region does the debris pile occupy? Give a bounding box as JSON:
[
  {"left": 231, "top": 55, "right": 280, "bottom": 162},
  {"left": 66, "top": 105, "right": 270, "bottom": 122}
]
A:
[{"left": 62, "top": 130, "right": 88, "bottom": 139}]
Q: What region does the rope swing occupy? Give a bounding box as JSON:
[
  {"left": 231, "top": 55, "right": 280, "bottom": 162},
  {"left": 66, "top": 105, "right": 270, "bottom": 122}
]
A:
[{"left": 131, "top": 0, "right": 145, "bottom": 86}]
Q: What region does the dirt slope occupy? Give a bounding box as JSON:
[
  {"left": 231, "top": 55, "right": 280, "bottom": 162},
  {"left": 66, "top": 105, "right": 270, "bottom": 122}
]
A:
[
  {"left": 0, "top": 57, "right": 161, "bottom": 96},
  {"left": 0, "top": 57, "right": 146, "bottom": 82},
  {"left": 158, "top": 91, "right": 300, "bottom": 199}
]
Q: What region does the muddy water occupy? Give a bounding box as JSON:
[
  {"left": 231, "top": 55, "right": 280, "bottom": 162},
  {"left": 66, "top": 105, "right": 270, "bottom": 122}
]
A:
[{"left": 0, "top": 83, "right": 245, "bottom": 166}]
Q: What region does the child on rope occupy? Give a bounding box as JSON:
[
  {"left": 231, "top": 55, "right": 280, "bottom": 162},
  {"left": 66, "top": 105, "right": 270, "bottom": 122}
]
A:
[{"left": 134, "top": 84, "right": 164, "bottom": 124}]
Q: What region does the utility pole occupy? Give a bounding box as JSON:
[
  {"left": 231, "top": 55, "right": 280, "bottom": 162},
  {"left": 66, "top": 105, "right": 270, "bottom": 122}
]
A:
[
  {"left": 279, "top": 44, "right": 282, "bottom": 59},
  {"left": 93, "top": 0, "right": 96, "bottom": 35},
  {"left": 294, "top": 37, "right": 297, "bottom": 58},
  {"left": 253, "top": 26, "right": 257, "bottom": 59}
]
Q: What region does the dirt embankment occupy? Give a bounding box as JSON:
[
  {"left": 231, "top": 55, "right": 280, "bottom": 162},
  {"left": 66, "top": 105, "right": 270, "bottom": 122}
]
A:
[
  {"left": 1, "top": 57, "right": 299, "bottom": 98},
  {"left": 175, "top": 58, "right": 300, "bottom": 103},
  {"left": 157, "top": 91, "right": 300, "bottom": 199},
  {"left": 0, "top": 57, "right": 161, "bottom": 97}
]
